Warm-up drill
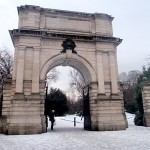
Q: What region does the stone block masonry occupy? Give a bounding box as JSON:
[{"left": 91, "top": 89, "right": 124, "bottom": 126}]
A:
[
  {"left": 0, "top": 5, "right": 127, "bottom": 134},
  {"left": 142, "top": 81, "right": 150, "bottom": 127}
]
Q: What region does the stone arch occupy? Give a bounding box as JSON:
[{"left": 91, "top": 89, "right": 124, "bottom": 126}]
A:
[
  {"left": 40, "top": 53, "right": 97, "bottom": 84},
  {"left": 0, "top": 5, "right": 128, "bottom": 135}
]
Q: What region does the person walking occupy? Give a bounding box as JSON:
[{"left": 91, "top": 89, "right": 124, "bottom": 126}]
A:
[{"left": 48, "top": 110, "right": 55, "bottom": 130}]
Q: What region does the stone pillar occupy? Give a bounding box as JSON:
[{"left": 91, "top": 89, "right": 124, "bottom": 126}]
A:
[
  {"left": 96, "top": 52, "right": 105, "bottom": 94},
  {"left": 12, "top": 46, "right": 18, "bottom": 80},
  {"left": 7, "top": 98, "right": 43, "bottom": 135},
  {"left": 15, "top": 46, "right": 25, "bottom": 93},
  {"left": 141, "top": 81, "right": 150, "bottom": 126},
  {"left": 32, "top": 47, "right": 40, "bottom": 93},
  {"left": 39, "top": 80, "right": 47, "bottom": 133},
  {"left": 109, "top": 51, "right": 118, "bottom": 94},
  {"left": 89, "top": 82, "right": 98, "bottom": 130},
  {"left": 96, "top": 98, "right": 127, "bottom": 131}
]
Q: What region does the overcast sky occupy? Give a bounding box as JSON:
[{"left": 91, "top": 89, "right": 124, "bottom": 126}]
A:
[{"left": 0, "top": 0, "right": 150, "bottom": 92}]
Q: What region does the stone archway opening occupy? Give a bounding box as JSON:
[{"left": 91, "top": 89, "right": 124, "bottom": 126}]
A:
[
  {"left": 42, "top": 54, "right": 94, "bottom": 131},
  {"left": 45, "top": 66, "right": 85, "bottom": 103},
  {"left": 44, "top": 66, "right": 85, "bottom": 131}
]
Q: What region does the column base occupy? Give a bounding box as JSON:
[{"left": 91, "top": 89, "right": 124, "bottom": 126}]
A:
[
  {"left": 144, "top": 113, "right": 150, "bottom": 127},
  {"left": 7, "top": 124, "right": 44, "bottom": 135},
  {"left": 90, "top": 96, "right": 128, "bottom": 131},
  {"left": 0, "top": 116, "right": 8, "bottom": 134}
]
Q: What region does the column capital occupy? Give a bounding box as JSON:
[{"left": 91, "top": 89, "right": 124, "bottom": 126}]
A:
[
  {"left": 96, "top": 51, "right": 103, "bottom": 55},
  {"left": 33, "top": 46, "right": 41, "bottom": 51},
  {"left": 108, "top": 51, "right": 115, "bottom": 54},
  {"left": 18, "top": 45, "right": 26, "bottom": 50}
]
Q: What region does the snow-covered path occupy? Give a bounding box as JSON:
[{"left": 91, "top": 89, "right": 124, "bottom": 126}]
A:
[{"left": 0, "top": 113, "right": 150, "bottom": 150}]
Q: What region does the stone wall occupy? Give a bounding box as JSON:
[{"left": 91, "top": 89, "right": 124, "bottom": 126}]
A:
[
  {"left": 142, "top": 81, "right": 150, "bottom": 126},
  {"left": 0, "top": 78, "right": 12, "bottom": 134},
  {"left": 7, "top": 95, "right": 45, "bottom": 135},
  {"left": 18, "top": 5, "right": 113, "bottom": 36}
]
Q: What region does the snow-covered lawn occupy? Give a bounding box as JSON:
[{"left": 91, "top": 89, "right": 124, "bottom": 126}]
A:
[{"left": 0, "top": 113, "right": 150, "bottom": 150}]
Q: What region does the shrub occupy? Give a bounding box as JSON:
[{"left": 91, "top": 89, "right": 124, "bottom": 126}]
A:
[
  {"left": 134, "top": 111, "right": 144, "bottom": 126},
  {"left": 125, "top": 100, "right": 138, "bottom": 114}
]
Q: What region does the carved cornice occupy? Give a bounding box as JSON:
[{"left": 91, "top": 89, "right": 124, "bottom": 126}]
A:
[
  {"left": 9, "top": 29, "right": 122, "bottom": 46},
  {"left": 17, "top": 5, "right": 113, "bottom": 20}
]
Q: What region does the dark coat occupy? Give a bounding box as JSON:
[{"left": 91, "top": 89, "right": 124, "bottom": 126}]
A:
[{"left": 48, "top": 112, "right": 55, "bottom": 123}]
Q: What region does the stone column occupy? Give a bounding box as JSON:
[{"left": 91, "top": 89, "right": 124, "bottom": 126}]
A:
[
  {"left": 109, "top": 51, "right": 118, "bottom": 94},
  {"left": 12, "top": 46, "right": 18, "bottom": 80},
  {"left": 114, "top": 50, "right": 119, "bottom": 81},
  {"left": 96, "top": 52, "right": 105, "bottom": 94},
  {"left": 32, "top": 47, "right": 40, "bottom": 93},
  {"left": 142, "top": 81, "right": 150, "bottom": 127},
  {"left": 15, "top": 46, "right": 25, "bottom": 93}
]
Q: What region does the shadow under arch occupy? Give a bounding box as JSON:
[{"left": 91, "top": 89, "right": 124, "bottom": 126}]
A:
[{"left": 40, "top": 53, "right": 97, "bottom": 84}]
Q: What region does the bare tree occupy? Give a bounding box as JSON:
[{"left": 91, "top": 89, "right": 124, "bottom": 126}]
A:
[
  {"left": 0, "top": 48, "right": 13, "bottom": 116},
  {"left": 67, "top": 96, "right": 83, "bottom": 114},
  {"left": 69, "top": 68, "right": 86, "bottom": 98},
  {"left": 0, "top": 48, "right": 13, "bottom": 92},
  {"left": 68, "top": 68, "right": 85, "bottom": 115},
  {"left": 120, "top": 70, "right": 141, "bottom": 89},
  {"left": 128, "top": 70, "right": 141, "bottom": 86},
  {"left": 119, "top": 70, "right": 141, "bottom": 113},
  {"left": 46, "top": 68, "right": 59, "bottom": 84},
  {"left": 45, "top": 68, "right": 60, "bottom": 95},
  {"left": 0, "top": 48, "right": 13, "bottom": 77}
]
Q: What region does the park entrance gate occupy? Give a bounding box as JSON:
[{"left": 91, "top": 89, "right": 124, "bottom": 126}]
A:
[{"left": 0, "top": 5, "right": 128, "bottom": 134}]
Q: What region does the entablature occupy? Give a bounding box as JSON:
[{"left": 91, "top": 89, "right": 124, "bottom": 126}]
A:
[{"left": 9, "top": 29, "right": 122, "bottom": 46}]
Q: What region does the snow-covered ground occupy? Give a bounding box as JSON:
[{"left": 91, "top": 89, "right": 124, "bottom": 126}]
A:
[{"left": 0, "top": 113, "right": 150, "bottom": 150}]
